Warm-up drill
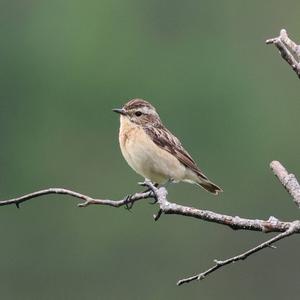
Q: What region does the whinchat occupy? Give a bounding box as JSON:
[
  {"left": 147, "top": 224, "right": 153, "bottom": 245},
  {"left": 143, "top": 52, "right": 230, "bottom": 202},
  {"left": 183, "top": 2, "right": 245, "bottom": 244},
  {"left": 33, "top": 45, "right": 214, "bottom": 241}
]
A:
[{"left": 113, "top": 99, "right": 222, "bottom": 195}]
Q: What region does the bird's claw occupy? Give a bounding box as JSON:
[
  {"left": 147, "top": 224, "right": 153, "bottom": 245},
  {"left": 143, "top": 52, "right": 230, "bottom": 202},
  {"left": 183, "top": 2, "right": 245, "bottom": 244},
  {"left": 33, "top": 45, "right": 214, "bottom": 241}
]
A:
[
  {"left": 138, "top": 180, "right": 159, "bottom": 194},
  {"left": 148, "top": 197, "right": 158, "bottom": 205},
  {"left": 124, "top": 195, "right": 134, "bottom": 211}
]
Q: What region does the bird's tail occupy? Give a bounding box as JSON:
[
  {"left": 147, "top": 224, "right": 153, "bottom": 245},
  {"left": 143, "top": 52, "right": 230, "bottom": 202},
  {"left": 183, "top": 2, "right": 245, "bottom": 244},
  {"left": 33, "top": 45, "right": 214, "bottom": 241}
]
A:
[{"left": 197, "top": 179, "right": 223, "bottom": 195}]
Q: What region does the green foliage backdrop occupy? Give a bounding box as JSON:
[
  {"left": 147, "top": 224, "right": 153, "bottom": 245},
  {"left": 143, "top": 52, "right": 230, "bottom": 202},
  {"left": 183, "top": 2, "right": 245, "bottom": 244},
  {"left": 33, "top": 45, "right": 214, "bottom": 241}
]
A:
[{"left": 0, "top": 0, "right": 300, "bottom": 299}]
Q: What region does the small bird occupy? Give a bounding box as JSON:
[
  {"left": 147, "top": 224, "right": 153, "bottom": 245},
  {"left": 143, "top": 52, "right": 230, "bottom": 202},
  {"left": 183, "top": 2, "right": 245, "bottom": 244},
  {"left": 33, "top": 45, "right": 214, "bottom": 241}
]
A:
[{"left": 113, "top": 99, "right": 222, "bottom": 195}]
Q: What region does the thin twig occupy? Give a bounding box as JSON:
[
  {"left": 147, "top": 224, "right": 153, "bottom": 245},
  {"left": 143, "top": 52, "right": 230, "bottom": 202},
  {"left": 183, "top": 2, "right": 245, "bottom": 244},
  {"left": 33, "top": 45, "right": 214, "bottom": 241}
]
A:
[
  {"left": 177, "top": 220, "right": 300, "bottom": 285},
  {"left": 270, "top": 160, "right": 300, "bottom": 208},
  {"left": 0, "top": 187, "right": 153, "bottom": 208},
  {"left": 266, "top": 29, "right": 300, "bottom": 78}
]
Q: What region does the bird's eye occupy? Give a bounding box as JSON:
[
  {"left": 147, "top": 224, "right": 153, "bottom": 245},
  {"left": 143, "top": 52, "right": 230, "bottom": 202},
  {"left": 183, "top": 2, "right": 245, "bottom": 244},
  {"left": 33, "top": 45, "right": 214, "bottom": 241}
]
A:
[{"left": 135, "top": 111, "right": 142, "bottom": 117}]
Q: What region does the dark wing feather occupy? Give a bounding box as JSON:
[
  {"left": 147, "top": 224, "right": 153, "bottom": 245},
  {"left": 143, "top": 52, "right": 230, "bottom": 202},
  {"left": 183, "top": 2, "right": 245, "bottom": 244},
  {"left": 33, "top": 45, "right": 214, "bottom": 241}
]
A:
[{"left": 143, "top": 125, "right": 208, "bottom": 180}]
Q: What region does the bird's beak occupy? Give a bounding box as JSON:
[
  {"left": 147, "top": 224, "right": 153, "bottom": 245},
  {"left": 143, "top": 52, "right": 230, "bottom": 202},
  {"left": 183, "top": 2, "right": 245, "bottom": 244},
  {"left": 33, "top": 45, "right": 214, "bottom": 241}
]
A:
[{"left": 112, "top": 108, "right": 126, "bottom": 115}]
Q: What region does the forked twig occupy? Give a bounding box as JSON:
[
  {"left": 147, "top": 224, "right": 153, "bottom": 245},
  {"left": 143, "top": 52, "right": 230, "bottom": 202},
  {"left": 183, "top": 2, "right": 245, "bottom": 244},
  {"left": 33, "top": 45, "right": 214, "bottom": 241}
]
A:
[{"left": 177, "top": 220, "right": 300, "bottom": 285}]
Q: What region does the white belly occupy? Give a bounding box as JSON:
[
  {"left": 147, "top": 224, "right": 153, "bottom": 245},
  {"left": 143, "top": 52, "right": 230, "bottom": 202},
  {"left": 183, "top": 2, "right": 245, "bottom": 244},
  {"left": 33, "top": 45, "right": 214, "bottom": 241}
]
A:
[{"left": 119, "top": 117, "right": 186, "bottom": 184}]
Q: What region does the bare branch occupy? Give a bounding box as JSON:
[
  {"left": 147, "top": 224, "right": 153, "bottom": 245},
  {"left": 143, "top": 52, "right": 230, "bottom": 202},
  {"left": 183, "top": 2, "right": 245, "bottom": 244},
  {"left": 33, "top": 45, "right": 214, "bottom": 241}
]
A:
[
  {"left": 0, "top": 161, "right": 299, "bottom": 285},
  {"left": 177, "top": 220, "right": 300, "bottom": 285},
  {"left": 266, "top": 29, "right": 300, "bottom": 78},
  {"left": 0, "top": 182, "right": 297, "bottom": 233},
  {"left": 270, "top": 160, "right": 300, "bottom": 208}
]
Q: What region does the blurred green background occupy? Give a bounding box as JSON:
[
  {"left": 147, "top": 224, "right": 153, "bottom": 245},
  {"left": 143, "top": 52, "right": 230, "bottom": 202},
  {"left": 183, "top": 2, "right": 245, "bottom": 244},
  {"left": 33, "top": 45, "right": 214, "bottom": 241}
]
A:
[{"left": 0, "top": 0, "right": 300, "bottom": 299}]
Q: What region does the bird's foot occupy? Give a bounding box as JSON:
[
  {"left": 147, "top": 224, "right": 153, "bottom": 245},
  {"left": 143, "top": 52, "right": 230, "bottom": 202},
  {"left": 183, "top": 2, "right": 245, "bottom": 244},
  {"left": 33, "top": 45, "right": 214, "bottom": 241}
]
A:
[
  {"left": 138, "top": 180, "right": 159, "bottom": 204},
  {"left": 124, "top": 194, "right": 134, "bottom": 211},
  {"left": 144, "top": 185, "right": 159, "bottom": 204},
  {"left": 138, "top": 179, "right": 167, "bottom": 222},
  {"left": 149, "top": 197, "right": 158, "bottom": 205},
  {"left": 138, "top": 181, "right": 158, "bottom": 191}
]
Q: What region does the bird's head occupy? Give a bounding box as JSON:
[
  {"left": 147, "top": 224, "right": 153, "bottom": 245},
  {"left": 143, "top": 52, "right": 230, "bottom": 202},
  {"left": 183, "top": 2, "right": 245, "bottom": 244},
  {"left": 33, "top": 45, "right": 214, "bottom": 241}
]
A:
[{"left": 113, "top": 98, "right": 161, "bottom": 126}]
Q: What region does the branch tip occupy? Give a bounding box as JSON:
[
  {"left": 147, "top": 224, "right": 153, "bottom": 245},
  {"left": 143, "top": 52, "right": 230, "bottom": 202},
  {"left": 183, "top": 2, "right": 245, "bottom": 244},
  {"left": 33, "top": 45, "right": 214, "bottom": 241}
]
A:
[
  {"left": 266, "top": 29, "right": 300, "bottom": 78},
  {"left": 270, "top": 160, "right": 300, "bottom": 208}
]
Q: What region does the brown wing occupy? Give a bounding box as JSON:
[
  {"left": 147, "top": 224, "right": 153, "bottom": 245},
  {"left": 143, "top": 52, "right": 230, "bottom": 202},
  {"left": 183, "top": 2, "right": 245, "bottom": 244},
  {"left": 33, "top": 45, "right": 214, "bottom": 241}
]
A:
[{"left": 143, "top": 125, "right": 208, "bottom": 180}]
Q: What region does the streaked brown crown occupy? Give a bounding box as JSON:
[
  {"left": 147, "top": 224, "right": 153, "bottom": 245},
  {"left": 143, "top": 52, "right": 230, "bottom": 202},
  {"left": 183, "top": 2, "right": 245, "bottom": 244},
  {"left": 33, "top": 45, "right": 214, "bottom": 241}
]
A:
[
  {"left": 122, "top": 98, "right": 161, "bottom": 126},
  {"left": 123, "top": 98, "right": 154, "bottom": 111}
]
